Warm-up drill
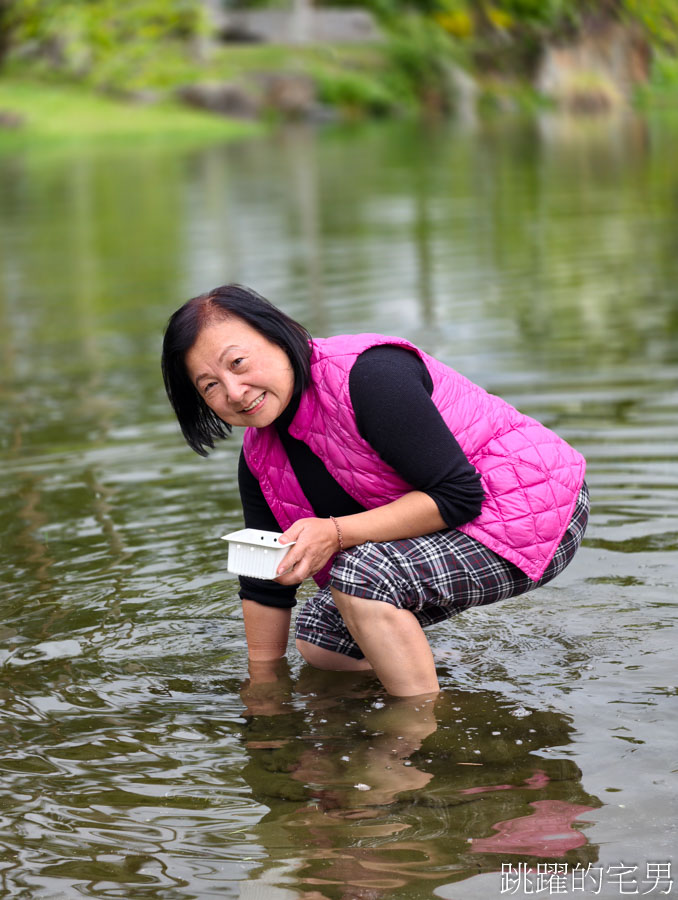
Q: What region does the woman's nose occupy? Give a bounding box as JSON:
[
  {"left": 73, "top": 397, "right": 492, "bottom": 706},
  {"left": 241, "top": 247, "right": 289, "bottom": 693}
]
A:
[{"left": 222, "top": 372, "right": 246, "bottom": 404}]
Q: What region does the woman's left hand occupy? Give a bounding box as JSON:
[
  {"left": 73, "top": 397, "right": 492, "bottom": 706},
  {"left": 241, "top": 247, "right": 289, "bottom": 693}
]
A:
[{"left": 274, "top": 517, "right": 339, "bottom": 585}]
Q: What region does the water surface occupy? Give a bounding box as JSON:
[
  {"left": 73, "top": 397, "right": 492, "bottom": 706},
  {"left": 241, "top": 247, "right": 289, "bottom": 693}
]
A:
[{"left": 1, "top": 111, "right": 677, "bottom": 899}]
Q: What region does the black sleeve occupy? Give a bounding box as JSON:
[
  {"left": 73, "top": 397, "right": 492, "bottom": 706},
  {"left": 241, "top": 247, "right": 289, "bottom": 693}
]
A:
[
  {"left": 349, "top": 345, "right": 484, "bottom": 528},
  {"left": 237, "top": 449, "right": 298, "bottom": 609}
]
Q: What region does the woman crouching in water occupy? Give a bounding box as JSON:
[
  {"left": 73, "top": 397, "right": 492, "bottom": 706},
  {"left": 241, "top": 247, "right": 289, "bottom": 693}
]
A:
[{"left": 161, "top": 284, "right": 589, "bottom": 698}]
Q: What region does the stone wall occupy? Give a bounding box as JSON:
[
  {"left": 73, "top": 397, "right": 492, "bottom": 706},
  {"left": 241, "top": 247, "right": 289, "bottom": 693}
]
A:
[
  {"left": 536, "top": 20, "right": 651, "bottom": 111},
  {"left": 208, "top": 6, "right": 381, "bottom": 45}
]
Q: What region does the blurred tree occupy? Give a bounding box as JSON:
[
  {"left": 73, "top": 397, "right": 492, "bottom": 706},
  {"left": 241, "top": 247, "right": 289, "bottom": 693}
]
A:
[
  {"left": 0, "top": 0, "right": 12, "bottom": 66},
  {"left": 623, "top": 0, "right": 678, "bottom": 51},
  {"left": 2, "top": 0, "right": 206, "bottom": 78}
]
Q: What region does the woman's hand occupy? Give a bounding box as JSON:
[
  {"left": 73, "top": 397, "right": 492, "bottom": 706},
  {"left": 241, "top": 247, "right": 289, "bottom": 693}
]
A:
[
  {"left": 275, "top": 517, "right": 339, "bottom": 585},
  {"left": 273, "top": 492, "right": 446, "bottom": 586}
]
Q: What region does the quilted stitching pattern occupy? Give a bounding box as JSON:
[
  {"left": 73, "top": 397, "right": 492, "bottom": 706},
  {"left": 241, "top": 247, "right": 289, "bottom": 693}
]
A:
[{"left": 244, "top": 335, "right": 586, "bottom": 583}]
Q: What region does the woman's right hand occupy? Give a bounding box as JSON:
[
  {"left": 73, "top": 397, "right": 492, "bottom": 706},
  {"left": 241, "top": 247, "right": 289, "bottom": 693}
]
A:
[{"left": 275, "top": 517, "right": 340, "bottom": 585}]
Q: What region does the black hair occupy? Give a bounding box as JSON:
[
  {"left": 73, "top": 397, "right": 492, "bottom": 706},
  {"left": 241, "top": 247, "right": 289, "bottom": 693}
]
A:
[{"left": 161, "top": 284, "right": 312, "bottom": 456}]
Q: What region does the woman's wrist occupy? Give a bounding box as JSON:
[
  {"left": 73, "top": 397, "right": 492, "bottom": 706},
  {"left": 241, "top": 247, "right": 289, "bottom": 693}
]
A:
[{"left": 329, "top": 515, "right": 344, "bottom": 553}]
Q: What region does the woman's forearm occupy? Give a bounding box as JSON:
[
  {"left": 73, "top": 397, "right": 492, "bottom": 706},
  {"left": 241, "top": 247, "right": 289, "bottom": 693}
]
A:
[
  {"left": 242, "top": 598, "right": 292, "bottom": 660},
  {"left": 276, "top": 491, "right": 448, "bottom": 585},
  {"left": 338, "top": 490, "right": 447, "bottom": 548}
]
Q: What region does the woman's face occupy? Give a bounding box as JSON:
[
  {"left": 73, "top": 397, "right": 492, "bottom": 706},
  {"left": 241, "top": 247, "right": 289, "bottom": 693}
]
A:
[{"left": 185, "top": 316, "right": 295, "bottom": 429}]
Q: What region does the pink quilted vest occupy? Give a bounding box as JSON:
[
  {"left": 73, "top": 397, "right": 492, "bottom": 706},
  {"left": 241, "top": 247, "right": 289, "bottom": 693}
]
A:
[{"left": 243, "top": 334, "right": 586, "bottom": 585}]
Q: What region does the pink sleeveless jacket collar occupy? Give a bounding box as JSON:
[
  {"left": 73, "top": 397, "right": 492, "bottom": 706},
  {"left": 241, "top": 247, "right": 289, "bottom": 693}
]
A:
[{"left": 243, "top": 334, "right": 586, "bottom": 586}]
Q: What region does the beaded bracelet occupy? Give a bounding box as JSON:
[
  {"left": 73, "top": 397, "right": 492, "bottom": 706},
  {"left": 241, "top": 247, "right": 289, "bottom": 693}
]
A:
[{"left": 329, "top": 515, "right": 344, "bottom": 552}]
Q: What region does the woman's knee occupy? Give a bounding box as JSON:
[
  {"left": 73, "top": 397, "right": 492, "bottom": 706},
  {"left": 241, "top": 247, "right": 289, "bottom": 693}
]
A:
[{"left": 331, "top": 587, "right": 401, "bottom": 631}]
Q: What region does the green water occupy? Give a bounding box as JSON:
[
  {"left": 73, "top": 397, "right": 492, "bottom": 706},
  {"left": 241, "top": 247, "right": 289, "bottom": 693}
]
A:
[{"left": 1, "top": 112, "right": 677, "bottom": 899}]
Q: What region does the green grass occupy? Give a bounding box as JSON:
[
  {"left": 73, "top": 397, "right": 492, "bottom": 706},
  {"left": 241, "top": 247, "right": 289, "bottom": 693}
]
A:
[
  {"left": 0, "top": 42, "right": 393, "bottom": 153},
  {"left": 0, "top": 78, "right": 261, "bottom": 151},
  {"left": 195, "top": 43, "right": 385, "bottom": 82}
]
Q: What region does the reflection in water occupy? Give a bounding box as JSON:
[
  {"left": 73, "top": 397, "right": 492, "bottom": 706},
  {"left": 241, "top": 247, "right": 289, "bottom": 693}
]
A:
[
  {"left": 471, "top": 800, "right": 594, "bottom": 856},
  {"left": 239, "top": 671, "right": 600, "bottom": 898}
]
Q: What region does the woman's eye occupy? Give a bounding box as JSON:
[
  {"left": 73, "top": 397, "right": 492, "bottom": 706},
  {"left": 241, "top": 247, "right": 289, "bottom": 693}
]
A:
[
  {"left": 231, "top": 357, "right": 245, "bottom": 369},
  {"left": 203, "top": 381, "right": 217, "bottom": 395}
]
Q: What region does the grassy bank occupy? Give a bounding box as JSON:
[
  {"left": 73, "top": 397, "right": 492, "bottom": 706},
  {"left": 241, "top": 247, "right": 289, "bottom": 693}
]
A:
[
  {"left": 0, "top": 78, "right": 261, "bottom": 150},
  {"left": 2, "top": 40, "right": 676, "bottom": 154},
  {"left": 3, "top": 0, "right": 678, "bottom": 143},
  {"left": 0, "top": 40, "right": 398, "bottom": 151}
]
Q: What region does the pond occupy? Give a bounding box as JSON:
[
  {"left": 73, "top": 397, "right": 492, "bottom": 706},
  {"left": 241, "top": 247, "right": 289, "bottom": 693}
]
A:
[{"left": 0, "top": 111, "right": 677, "bottom": 899}]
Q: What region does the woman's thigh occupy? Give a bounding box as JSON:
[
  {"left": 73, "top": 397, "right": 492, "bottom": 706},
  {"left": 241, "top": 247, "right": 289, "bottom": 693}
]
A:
[{"left": 294, "top": 532, "right": 528, "bottom": 659}]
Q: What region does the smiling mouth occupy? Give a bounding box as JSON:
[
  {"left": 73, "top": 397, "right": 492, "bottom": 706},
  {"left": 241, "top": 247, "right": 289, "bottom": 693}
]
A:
[{"left": 241, "top": 392, "right": 266, "bottom": 413}]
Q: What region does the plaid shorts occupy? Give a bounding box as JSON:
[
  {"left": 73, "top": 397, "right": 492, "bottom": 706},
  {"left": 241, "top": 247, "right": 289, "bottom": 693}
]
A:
[{"left": 295, "top": 482, "right": 590, "bottom": 659}]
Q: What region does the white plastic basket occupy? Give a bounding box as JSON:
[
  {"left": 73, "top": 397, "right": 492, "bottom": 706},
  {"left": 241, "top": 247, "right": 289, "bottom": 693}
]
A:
[{"left": 221, "top": 528, "right": 295, "bottom": 579}]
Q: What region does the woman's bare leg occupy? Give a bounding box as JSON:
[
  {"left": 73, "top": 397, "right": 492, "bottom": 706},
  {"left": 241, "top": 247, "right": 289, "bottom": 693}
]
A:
[
  {"left": 296, "top": 639, "right": 373, "bottom": 671},
  {"left": 331, "top": 587, "right": 440, "bottom": 697}
]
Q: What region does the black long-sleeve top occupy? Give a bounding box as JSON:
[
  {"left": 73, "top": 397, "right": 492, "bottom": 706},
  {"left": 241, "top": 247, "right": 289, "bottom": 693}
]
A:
[{"left": 238, "top": 344, "right": 485, "bottom": 608}]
